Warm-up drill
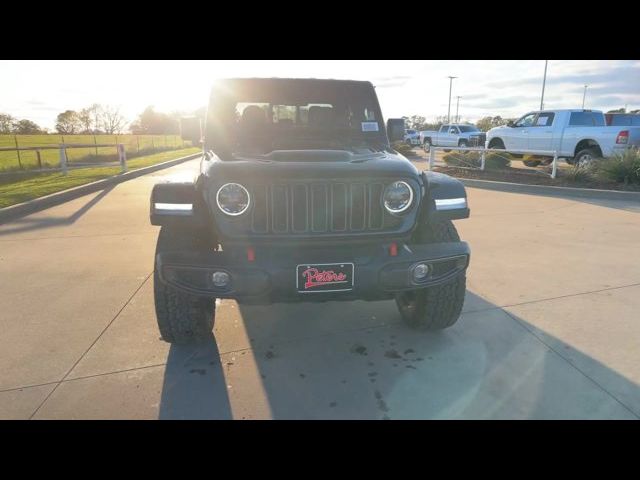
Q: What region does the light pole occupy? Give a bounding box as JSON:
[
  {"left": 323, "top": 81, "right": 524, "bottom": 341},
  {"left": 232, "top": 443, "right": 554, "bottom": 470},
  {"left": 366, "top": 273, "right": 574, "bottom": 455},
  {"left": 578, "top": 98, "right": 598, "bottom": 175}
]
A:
[
  {"left": 540, "top": 60, "right": 548, "bottom": 111},
  {"left": 447, "top": 76, "right": 457, "bottom": 125},
  {"left": 582, "top": 85, "right": 589, "bottom": 109},
  {"left": 455, "top": 96, "right": 461, "bottom": 123}
]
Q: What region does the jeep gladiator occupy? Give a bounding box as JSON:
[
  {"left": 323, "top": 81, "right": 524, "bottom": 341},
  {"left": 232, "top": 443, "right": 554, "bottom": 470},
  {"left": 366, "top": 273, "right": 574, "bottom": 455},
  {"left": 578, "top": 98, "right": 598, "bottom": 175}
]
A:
[{"left": 150, "top": 78, "right": 471, "bottom": 344}]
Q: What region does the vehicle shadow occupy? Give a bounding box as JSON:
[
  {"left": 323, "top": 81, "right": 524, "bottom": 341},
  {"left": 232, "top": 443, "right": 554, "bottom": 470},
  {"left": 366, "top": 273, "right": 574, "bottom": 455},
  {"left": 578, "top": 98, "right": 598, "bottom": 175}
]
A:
[
  {"left": 0, "top": 186, "right": 116, "bottom": 236},
  {"left": 158, "top": 337, "right": 233, "bottom": 420},
  {"left": 155, "top": 290, "right": 639, "bottom": 419},
  {"left": 232, "top": 291, "right": 639, "bottom": 419}
]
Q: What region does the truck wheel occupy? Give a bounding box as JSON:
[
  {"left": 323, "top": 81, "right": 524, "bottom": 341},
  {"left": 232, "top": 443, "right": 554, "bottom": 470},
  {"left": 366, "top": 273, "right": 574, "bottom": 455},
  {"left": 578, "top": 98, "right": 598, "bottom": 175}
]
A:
[
  {"left": 154, "top": 226, "right": 216, "bottom": 344},
  {"left": 395, "top": 220, "right": 466, "bottom": 330},
  {"left": 458, "top": 140, "right": 468, "bottom": 148},
  {"left": 574, "top": 148, "right": 597, "bottom": 167},
  {"left": 523, "top": 159, "right": 541, "bottom": 167},
  {"left": 423, "top": 139, "right": 431, "bottom": 153},
  {"left": 488, "top": 139, "right": 505, "bottom": 150}
]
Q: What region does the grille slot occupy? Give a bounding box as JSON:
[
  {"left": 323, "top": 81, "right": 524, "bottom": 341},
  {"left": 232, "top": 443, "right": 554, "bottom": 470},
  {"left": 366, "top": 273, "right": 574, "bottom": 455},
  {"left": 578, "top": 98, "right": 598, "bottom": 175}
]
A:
[
  {"left": 271, "top": 185, "right": 288, "bottom": 233},
  {"left": 331, "top": 183, "right": 347, "bottom": 232},
  {"left": 350, "top": 184, "right": 366, "bottom": 231},
  {"left": 311, "top": 184, "right": 328, "bottom": 232}
]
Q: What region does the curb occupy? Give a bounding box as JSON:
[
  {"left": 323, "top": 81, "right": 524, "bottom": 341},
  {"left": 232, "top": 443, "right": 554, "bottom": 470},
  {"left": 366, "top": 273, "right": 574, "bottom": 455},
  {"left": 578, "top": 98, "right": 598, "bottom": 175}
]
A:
[
  {"left": 460, "top": 178, "right": 640, "bottom": 202},
  {"left": 0, "top": 152, "right": 201, "bottom": 225}
]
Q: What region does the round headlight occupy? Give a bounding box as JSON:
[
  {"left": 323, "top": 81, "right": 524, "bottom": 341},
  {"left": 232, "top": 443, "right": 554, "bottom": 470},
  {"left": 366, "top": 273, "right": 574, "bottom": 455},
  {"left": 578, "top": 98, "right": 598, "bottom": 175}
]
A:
[
  {"left": 383, "top": 181, "right": 413, "bottom": 214},
  {"left": 216, "top": 183, "right": 250, "bottom": 216}
]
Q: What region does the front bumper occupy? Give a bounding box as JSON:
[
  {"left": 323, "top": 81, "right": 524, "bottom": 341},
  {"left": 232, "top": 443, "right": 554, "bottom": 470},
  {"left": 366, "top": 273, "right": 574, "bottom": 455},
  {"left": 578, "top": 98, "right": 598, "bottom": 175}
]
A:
[{"left": 156, "top": 241, "right": 470, "bottom": 304}]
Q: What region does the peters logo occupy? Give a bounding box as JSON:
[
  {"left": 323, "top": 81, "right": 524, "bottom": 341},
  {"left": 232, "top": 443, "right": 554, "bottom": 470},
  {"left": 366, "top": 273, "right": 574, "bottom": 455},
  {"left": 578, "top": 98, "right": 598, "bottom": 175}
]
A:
[{"left": 301, "top": 267, "right": 348, "bottom": 290}]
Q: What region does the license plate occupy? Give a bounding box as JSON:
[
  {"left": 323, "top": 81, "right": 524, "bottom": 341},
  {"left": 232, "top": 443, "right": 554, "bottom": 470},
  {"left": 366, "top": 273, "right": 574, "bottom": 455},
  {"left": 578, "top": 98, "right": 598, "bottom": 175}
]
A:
[{"left": 296, "top": 263, "right": 354, "bottom": 293}]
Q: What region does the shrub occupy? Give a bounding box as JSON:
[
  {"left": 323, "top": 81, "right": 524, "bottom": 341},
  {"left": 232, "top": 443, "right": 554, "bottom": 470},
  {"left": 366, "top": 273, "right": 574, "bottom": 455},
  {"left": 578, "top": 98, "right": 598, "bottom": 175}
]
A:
[
  {"left": 392, "top": 141, "right": 414, "bottom": 156},
  {"left": 591, "top": 149, "right": 640, "bottom": 185},
  {"left": 562, "top": 165, "right": 593, "bottom": 184},
  {"left": 443, "top": 151, "right": 480, "bottom": 167},
  {"left": 483, "top": 152, "right": 512, "bottom": 170}
]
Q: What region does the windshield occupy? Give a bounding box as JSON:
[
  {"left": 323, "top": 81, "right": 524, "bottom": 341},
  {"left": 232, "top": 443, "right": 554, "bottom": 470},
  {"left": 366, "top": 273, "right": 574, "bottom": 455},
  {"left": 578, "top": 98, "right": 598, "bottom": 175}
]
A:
[
  {"left": 458, "top": 125, "right": 480, "bottom": 133},
  {"left": 205, "top": 79, "right": 385, "bottom": 157}
]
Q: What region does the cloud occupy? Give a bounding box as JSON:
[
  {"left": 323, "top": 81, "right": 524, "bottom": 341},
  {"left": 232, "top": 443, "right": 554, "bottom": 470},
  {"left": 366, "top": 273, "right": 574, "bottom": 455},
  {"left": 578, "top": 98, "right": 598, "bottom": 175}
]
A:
[
  {"left": 374, "top": 75, "right": 412, "bottom": 88},
  {"left": 464, "top": 95, "right": 541, "bottom": 109}
]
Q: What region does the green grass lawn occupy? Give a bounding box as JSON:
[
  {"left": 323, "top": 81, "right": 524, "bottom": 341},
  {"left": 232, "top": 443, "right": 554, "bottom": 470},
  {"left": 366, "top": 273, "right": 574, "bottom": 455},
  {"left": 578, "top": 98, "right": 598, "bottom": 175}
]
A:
[
  {"left": 0, "top": 134, "right": 187, "bottom": 171},
  {"left": 0, "top": 147, "right": 200, "bottom": 208}
]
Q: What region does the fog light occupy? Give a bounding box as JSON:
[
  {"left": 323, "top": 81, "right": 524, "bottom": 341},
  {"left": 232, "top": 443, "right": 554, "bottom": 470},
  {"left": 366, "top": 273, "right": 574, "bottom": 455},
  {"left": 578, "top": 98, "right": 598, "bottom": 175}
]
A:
[
  {"left": 211, "top": 271, "right": 230, "bottom": 288},
  {"left": 412, "top": 263, "right": 430, "bottom": 282}
]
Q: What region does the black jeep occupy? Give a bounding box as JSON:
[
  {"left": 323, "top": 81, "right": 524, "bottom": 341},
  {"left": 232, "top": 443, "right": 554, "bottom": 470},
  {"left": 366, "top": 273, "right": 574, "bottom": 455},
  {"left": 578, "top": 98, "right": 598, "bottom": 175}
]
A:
[{"left": 150, "top": 78, "right": 470, "bottom": 344}]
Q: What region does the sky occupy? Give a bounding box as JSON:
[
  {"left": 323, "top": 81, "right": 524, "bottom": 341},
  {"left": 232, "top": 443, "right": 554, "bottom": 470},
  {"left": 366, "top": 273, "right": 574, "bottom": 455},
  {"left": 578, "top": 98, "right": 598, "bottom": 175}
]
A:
[{"left": 1, "top": 60, "right": 639, "bottom": 130}]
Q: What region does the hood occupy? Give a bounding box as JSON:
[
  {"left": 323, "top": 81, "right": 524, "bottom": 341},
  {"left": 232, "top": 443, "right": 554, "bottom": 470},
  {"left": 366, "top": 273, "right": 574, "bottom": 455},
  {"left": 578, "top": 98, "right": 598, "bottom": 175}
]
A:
[
  {"left": 203, "top": 149, "right": 420, "bottom": 181},
  {"left": 487, "top": 125, "right": 510, "bottom": 135}
]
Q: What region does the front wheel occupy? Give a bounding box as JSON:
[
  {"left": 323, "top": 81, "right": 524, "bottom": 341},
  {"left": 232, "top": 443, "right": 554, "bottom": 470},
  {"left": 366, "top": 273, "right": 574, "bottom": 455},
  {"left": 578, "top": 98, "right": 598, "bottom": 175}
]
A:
[
  {"left": 423, "top": 139, "right": 431, "bottom": 153},
  {"left": 396, "top": 220, "right": 466, "bottom": 330},
  {"left": 458, "top": 140, "right": 468, "bottom": 149},
  {"left": 154, "top": 226, "right": 216, "bottom": 344}
]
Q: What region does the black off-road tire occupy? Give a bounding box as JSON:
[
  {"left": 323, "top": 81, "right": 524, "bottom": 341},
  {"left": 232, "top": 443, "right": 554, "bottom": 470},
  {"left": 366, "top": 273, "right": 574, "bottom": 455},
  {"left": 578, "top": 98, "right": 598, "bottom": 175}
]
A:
[
  {"left": 458, "top": 140, "right": 468, "bottom": 148},
  {"left": 154, "top": 226, "right": 216, "bottom": 344},
  {"left": 396, "top": 220, "right": 466, "bottom": 330},
  {"left": 488, "top": 138, "right": 505, "bottom": 150}
]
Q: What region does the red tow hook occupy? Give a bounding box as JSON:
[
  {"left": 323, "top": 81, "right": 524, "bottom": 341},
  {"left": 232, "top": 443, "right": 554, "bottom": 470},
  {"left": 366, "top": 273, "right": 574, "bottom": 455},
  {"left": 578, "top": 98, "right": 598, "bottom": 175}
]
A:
[
  {"left": 247, "top": 247, "right": 255, "bottom": 262},
  {"left": 389, "top": 242, "right": 398, "bottom": 257}
]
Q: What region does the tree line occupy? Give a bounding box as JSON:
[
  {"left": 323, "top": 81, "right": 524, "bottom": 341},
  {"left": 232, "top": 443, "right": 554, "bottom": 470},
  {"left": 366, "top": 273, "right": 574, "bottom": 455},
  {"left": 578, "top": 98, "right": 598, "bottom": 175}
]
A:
[{"left": 0, "top": 105, "right": 197, "bottom": 135}]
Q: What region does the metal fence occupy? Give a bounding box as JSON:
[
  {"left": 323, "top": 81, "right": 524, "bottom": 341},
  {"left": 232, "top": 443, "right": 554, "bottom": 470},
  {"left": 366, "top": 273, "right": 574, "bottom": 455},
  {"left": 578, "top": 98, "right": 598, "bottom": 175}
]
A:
[
  {"left": 0, "top": 143, "right": 129, "bottom": 176},
  {"left": 426, "top": 145, "right": 560, "bottom": 179},
  {"left": 0, "top": 134, "right": 185, "bottom": 172}
]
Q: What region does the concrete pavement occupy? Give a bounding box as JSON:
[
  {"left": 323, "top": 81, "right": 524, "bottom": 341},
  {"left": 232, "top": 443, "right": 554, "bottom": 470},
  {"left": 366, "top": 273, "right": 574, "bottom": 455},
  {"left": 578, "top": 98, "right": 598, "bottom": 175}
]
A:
[{"left": 1, "top": 159, "right": 639, "bottom": 419}]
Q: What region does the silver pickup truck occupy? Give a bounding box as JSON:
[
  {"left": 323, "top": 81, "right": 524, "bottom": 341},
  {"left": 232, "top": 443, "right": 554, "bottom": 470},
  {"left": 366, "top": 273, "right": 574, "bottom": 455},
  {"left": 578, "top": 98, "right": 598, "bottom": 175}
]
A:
[
  {"left": 418, "top": 124, "right": 486, "bottom": 152},
  {"left": 486, "top": 109, "right": 640, "bottom": 165}
]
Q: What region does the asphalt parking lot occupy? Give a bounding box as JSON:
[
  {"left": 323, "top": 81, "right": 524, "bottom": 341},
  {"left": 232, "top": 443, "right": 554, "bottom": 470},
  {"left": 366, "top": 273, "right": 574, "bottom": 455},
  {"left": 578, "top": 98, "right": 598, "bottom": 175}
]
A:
[{"left": 1, "top": 158, "right": 639, "bottom": 419}]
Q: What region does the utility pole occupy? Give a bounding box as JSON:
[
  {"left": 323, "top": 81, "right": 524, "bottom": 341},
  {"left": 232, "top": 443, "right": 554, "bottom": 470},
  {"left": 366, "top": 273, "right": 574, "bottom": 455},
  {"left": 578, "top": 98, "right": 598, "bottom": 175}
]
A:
[
  {"left": 582, "top": 85, "right": 589, "bottom": 109},
  {"left": 540, "top": 60, "right": 548, "bottom": 111},
  {"left": 455, "top": 96, "right": 461, "bottom": 123},
  {"left": 447, "top": 76, "right": 457, "bottom": 124}
]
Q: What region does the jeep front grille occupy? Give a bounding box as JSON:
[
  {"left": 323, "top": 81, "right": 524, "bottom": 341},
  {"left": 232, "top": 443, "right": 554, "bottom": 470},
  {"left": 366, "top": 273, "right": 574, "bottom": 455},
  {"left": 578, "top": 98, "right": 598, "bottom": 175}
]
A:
[{"left": 249, "top": 182, "right": 398, "bottom": 234}]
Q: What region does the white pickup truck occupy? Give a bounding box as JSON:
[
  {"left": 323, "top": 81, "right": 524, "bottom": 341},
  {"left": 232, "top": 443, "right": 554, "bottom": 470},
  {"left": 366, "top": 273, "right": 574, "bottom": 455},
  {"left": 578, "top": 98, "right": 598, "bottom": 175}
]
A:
[
  {"left": 486, "top": 109, "right": 640, "bottom": 166},
  {"left": 418, "top": 124, "right": 486, "bottom": 152}
]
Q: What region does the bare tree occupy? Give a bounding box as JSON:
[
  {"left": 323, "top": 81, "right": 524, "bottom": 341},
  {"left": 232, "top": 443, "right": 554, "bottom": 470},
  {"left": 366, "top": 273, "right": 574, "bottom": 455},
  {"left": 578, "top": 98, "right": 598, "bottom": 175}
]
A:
[
  {"left": 100, "top": 105, "right": 126, "bottom": 134},
  {"left": 89, "top": 103, "right": 103, "bottom": 132},
  {"left": 78, "top": 108, "right": 94, "bottom": 133}
]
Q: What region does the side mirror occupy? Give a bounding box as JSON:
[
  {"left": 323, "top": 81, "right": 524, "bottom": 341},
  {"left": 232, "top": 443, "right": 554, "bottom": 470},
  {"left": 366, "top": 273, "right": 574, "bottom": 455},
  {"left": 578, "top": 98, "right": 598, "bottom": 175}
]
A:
[
  {"left": 180, "top": 116, "right": 202, "bottom": 144},
  {"left": 507, "top": 120, "right": 515, "bottom": 127},
  {"left": 387, "top": 118, "right": 405, "bottom": 143}
]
